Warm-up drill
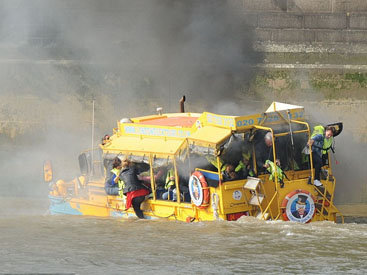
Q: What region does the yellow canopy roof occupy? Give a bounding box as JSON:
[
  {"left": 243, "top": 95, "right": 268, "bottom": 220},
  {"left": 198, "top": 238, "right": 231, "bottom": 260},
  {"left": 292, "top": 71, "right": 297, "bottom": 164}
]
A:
[
  {"left": 188, "top": 126, "right": 232, "bottom": 146},
  {"left": 104, "top": 135, "right": 184, "bottom": 155}
]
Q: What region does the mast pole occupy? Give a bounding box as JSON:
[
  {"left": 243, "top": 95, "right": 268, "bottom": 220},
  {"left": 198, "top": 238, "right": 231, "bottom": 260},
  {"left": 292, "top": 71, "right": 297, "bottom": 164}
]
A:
[{"left": 91, "top": 99, "right": 95, "bottom": 175}]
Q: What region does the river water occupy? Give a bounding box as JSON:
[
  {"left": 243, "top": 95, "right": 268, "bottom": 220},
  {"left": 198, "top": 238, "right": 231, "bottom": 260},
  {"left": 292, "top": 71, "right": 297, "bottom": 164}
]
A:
[{"left": 0, "top": 198, "right": 366, "bottom": 274}]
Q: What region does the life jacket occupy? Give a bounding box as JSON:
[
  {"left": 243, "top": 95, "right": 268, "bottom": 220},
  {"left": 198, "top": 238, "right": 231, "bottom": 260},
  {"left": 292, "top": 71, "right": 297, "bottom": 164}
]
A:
[
  {"left": 206, "top": 155, "right": 227, "bottom": 172},
  {"left": 323, "top": 136, "right": 333, "bottom": 155},
  {"left": 311, "top": 125, "right": 333, "bottom": 155},
  {"left": 235, "top": 160, "right": 255, "bottom": 177},
  {"left": 265, "top": 160, "right": 284, "bottom": 182},
  {"left": 165, "top": 168, "right": 175, "bottom": 190},
  {"left": 111, "top": 168, "right": 121, "bottom": 184},
  {"left": 111, "top": 168, "right": 125, "bottom": 197}
]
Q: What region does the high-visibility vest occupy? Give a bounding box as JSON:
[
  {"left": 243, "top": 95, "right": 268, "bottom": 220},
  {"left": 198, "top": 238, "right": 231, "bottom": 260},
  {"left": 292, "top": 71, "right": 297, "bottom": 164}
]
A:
[
  {"left": 265, "top": 160, "right": 284, "bottom": 182},
  {"left": 311, "top": 125, "right": 333, "bottom": 155},
  {"left": 235, "top": 161, "right": 245, "bottom": 172},
  {"left": 165, "top": 168, "right": 175, "bottom": 190},
  {"left": 235, "top": 160, "right": 255, "bottom": 177},
  {"left": 111, "top": 168, "right": 125, "bottom": 197},
  {"left": 323, "top": 136, "right": 333, "bottom": 155},
  {"left": 206, "top": 155, "right": 227, "bottom": 172}
]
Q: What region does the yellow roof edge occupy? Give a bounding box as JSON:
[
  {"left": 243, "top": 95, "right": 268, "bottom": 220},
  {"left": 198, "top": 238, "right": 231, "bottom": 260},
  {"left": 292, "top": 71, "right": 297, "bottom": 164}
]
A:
[{"left": 131, "top": 112, "right": 201, "bottom": 122}]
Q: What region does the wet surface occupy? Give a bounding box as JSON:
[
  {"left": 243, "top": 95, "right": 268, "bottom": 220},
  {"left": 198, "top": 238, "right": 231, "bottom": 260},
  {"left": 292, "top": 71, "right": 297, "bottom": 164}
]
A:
[{"left": 0, "top": 198, "right": 366, "bottom": 274}]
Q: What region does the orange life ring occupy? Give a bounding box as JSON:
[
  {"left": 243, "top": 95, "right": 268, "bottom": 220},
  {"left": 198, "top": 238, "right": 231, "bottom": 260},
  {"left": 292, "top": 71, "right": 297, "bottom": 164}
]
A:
[
  {"left": 281, "top": 189, "right": 316, "bottom": 223},
  {"left": 189, "top": 171, "right": 210, "bottom": 209}
]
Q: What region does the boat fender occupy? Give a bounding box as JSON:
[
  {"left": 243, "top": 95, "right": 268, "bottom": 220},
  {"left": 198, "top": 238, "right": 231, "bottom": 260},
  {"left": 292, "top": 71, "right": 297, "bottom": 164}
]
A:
[
  {"left": 281, "top": 189, "right": 316, "bottom": 223},
  {"left": 189, "top": 171, "right": 210, "bottom": 209}
]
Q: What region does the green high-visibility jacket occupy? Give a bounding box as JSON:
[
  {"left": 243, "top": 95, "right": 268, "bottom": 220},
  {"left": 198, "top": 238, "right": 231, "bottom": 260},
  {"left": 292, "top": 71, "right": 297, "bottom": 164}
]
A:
[
  {"left": 265, "top": 160, "right": 284, "bottom": 182},
  {"left": 206, "top": 155, "right": 227, "bottom": 172},
  {"left": 111, "top": 168, "right": 125, "bottom": 197},
  {"left": 235, "top": 160, "right": 255, "bottom": 177},
  {"left": 165, "top": 168, "right": 175, "bottom": 190},
  {"left": 311, "top": 125, "right": 333, "bottom": 155}
]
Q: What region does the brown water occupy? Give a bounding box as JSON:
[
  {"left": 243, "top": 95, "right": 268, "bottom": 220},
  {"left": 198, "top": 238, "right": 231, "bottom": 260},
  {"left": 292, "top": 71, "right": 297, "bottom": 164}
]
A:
[{"left": 0, "top": 198, "right": 367, "bottom": 274}]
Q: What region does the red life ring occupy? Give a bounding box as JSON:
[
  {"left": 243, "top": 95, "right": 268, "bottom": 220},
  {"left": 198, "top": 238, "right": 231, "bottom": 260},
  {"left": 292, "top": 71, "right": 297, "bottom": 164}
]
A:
[
  {"left": 281, "top": 189, "right": 316, "bottom": 223},
  {"left": 189, "top": 171, "right": 210, "bottom": 209}
]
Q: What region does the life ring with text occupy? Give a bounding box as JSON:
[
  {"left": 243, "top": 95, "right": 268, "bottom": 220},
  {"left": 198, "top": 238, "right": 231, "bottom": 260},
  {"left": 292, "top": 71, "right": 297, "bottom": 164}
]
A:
[
  {"left": 189, "top": 171, "right": 210, "bottom": 209},
  {"left": 281, "top": 189, "right": 316, "bottom": 223}
]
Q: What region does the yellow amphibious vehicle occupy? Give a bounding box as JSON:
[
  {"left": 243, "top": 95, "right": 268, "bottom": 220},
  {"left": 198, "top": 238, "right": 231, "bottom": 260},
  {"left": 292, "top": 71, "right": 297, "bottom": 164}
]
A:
[{"left": 45, "top": 100, "right": 343, "bottom": 223}]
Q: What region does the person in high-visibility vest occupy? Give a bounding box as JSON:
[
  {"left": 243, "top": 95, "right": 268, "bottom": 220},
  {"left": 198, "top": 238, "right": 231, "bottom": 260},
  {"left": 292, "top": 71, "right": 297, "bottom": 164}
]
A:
[
  {"left": 264, "top": 160, "right": 285, "bottom": 187},
  {"left": 205, "top": 154, "right": 227, "bottom": 172},
  {"left": 162, "top": 165, "right": 177, "bottom": 200},
  {"left": 105, "top": 157, "right": 124, "bottom": 196},
  {"left": 235, "top": 150, "right": 255, "bottom": 179},
  {"left": 307, "top": 125, "right": 335, "bottom": 187},
  {"left": 311, "top": 125, "right": 334, "bottom": 165},
  {"left": 222, "top": 164, "right": 238, "bottom": 181}
]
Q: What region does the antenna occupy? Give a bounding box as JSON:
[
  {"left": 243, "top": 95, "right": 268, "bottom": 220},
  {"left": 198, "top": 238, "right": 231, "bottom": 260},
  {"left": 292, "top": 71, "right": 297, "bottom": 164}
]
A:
[{"left": 91, "top": 99, "right": 95, "bottom": 176}]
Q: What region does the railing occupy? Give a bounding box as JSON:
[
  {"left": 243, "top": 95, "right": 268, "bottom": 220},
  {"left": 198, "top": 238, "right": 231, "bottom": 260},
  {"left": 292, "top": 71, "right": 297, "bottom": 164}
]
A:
[{"left": 313, "top": 180, "right": 344, "bottom": 223}]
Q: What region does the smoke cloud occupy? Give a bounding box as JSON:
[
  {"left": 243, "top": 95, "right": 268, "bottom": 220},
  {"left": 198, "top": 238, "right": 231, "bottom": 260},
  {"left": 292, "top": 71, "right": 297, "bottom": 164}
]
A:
[
  {"left": 0, "top": 0, "right": 262, "bottom": 198},
  {"left": 303, "top": 101, "right": 367, "bottom": 204}
]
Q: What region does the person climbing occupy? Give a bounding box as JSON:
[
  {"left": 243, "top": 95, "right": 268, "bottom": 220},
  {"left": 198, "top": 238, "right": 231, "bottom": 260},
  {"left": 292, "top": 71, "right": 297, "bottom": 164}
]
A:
[
  {"left": 120, "top": 157, "right": 150, "bottom": 219},
  {"left": 307, "top": 126, "right": 336, "bottom": 188}
]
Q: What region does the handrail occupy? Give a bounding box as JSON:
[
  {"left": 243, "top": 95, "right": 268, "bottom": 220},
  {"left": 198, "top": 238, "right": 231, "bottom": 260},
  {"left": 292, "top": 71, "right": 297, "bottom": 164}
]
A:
[
  {"left": 275, "top": 212, "right": 281, "bottom": 220},
  {"left": 261, "top": 190, "right": 278, "bottom": 220},
  {"left": 173, "top": 157, "right": 181, "bottom": 204},
  {"left": 195, "top": 168, "right": 219, "bottom": 175},
  {"left": 148, "top": 154, "right": 157, "bottom": 201},
  {"left": 314, "top": 186, "right": 330, "bottom": 217},
  {"left": 274, "top": 129, "right": 309, "bottom": 137},
  {"left": 313, "top": 183, "right": 344, "bottom": 223}
]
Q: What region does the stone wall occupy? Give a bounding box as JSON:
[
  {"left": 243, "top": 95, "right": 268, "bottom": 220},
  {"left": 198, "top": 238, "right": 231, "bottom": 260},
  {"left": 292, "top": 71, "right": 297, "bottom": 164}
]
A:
[{"left": 242, "top": 0, "right": 367, "bottom": 53}]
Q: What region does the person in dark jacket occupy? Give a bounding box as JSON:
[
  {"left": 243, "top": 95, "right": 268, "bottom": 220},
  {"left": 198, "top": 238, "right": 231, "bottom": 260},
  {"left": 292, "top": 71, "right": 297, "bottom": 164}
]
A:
[
  {"left": 120, "top": 157, "right": 150, "bottom": 219},
  {"left": 255, "top": 132, "right": 286, "bottom": 173}
]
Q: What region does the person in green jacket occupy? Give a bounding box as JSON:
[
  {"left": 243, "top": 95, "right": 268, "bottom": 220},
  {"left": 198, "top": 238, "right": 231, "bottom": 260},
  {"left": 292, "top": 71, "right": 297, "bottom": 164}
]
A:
[
  {"left": 307, "top": 125, "right": 336, "bottom": 187},
  {"left": 235, "top": 144, "right": 255, "bottom": 179}
]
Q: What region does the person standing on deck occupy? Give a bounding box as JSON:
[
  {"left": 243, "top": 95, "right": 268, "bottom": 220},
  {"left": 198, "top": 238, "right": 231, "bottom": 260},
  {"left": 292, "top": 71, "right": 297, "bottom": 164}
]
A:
[{"left": 255, "top": 132, "right": 285, "bottom": 172}]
